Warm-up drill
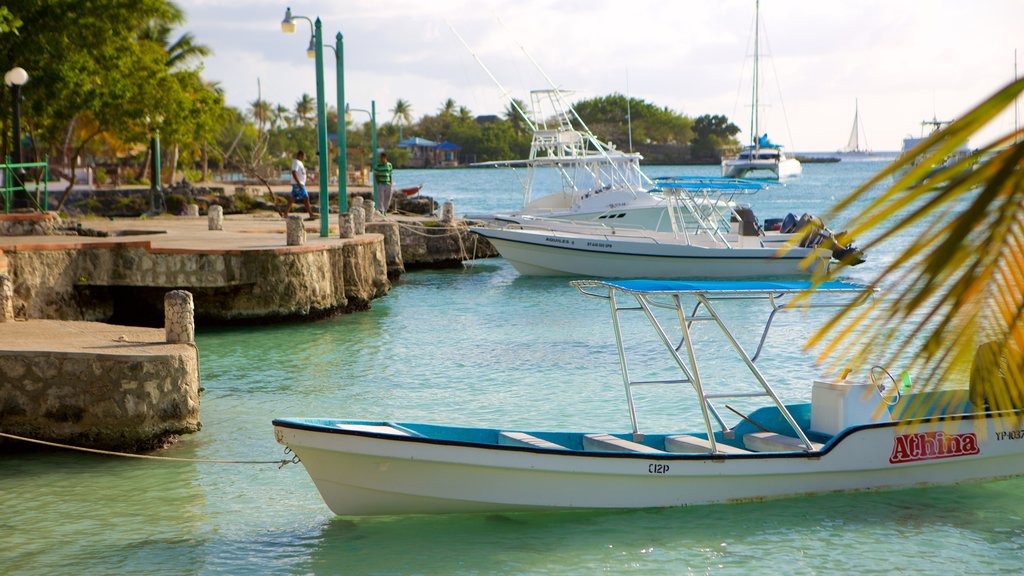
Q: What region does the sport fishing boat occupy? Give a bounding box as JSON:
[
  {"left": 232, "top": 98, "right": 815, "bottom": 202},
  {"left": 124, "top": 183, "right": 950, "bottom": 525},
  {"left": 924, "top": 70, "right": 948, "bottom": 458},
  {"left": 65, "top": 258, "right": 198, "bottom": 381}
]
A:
[
  {"left": 470, "top": 177, "right": 860, "bottom": 279},
  {"left": 721, "top": 0, "right": 802, "bottom": 180},
  {"left": 273, "top": 280, "right": 1024, "bottom": 516},
  {"left": 468, "top": 89, "right": 694, "bottom": 233}
]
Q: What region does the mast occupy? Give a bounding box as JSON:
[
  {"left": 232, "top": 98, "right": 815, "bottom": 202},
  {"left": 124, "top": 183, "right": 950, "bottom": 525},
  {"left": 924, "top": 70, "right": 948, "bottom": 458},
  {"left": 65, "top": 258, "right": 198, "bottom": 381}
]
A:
[{"left": 750, "top": 0, "right": 760, "bottom": 149}]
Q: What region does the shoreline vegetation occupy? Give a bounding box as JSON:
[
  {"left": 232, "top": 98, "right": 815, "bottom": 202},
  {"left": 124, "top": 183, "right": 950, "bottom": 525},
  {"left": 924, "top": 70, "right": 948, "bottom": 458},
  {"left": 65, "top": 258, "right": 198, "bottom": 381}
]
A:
[{"left": 0, "top": 1, "right": 746, "bottom": 208}]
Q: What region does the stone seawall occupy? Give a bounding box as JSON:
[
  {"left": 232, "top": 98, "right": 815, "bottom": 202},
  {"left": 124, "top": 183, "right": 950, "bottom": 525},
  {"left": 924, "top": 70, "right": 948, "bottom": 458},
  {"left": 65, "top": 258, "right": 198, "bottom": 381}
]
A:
[
  {"left": 0, "top": 320, "right": 200, "bottom": 451},
  {"left": 397, "top": 221, "right": 498, "bottom": 269},
  {"left": 3, "top": 234, "right": 391, "bottom": 324}
]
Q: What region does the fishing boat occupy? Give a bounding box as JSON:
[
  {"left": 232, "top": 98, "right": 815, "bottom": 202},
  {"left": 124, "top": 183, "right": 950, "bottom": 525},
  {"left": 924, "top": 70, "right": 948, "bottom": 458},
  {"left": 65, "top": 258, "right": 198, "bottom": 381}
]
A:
[
  {"left": 467, "top": 89, "right": 681, "bottom": 231},
  {"left": 470, "top": 177, "right": 860, "bottom": 279},
  {"left": 897, "top": 117, "right": 973, "bottom": 174},
  {"left": 273, "top": 279, "right": 1024, "bottom": 516},
  {"left": 398, "top": 184, "right": 423, "bottom": 197},
  {"left": 721, "top": 0, "right": 802, "bottom": 180}
]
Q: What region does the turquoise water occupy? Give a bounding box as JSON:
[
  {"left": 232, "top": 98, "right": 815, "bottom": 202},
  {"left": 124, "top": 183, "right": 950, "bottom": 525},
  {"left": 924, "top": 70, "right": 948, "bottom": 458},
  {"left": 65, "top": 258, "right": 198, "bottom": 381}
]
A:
[{"left": 5, "top": 160, "right": 1024, "bottom": 574}]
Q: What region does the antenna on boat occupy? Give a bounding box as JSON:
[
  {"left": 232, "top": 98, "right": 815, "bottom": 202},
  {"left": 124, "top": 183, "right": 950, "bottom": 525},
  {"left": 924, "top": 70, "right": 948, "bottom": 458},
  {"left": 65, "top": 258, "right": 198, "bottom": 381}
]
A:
[
  {"left": 626, "top": 67, "right": 634, "bottom": 153},
  {"left": 491, "top": 15, "right": 653, "bottom": 192},
  {"left": 751, "top": 0, "right": 760, "bottom": 148},
  {"left": 446, "top": 23, "right": 537, "bottom": 132}
]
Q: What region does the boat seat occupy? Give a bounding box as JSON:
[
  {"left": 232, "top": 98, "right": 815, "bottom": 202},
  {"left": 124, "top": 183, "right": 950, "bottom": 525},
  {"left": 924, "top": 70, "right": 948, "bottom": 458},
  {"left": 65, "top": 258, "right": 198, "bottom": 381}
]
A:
[
  {"left": 334, "top": 423, "right": 411, "bottom": 436},
  {"left": 744, "top": 432, "right": 823, "bottom": 453},
  {"left": 498, "top": 431, "right": 568, "bottom": 451},
  {"left": 664, "top": 434, "right": 751, "bottom": 455},
  {"left": 582, "top": 433, "right": 664, "bottom": 453}
]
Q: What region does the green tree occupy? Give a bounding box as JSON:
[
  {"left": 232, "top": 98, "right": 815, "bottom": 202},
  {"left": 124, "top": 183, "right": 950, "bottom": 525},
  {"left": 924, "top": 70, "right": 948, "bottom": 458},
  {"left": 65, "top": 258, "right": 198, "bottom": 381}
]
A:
[
  {"left": 390, "top": 98, "right": 413, "bottom": 141},
  {"left": 690, "top": 114, "right": 741, "bottom": 160},
  {"left": 0, "top": 7, "right": 22, "bottom": 34},
  {"left": 295, "top": 94, "right": 315, "bottom": 127},
  {"left": 439, "top": 98, "right": 456, "bottom": 117},
  {"left": 573, "top": 94, "right": 694, "bottom": 147},
  {"left": 504, "top": 98, "right": 530, "bottom": 134},
  {"left": 802, "top": 78, "right": 1024, "bottom": 411}
]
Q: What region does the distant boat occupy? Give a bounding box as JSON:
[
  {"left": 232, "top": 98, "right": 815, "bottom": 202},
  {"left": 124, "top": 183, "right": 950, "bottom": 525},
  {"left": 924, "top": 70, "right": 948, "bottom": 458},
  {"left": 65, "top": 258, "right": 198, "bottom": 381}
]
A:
[
  {"left": 721, "top": 0, "right": 802, "bottom": 180},
  {"left": 840, "top": 99, "right": 871, "bottom": 156},
  {"left": 897, "top": 117, "right": 973, "bottom": 174}
]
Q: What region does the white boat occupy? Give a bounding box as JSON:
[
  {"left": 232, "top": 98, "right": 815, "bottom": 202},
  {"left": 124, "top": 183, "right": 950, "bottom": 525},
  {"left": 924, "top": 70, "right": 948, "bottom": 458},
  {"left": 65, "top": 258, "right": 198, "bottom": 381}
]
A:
[
  {"left": 468, "top": 89, "right": 684, "bottom": 231},
  {"left": 471, "top": 177, "right": 859, "bottom": 279},
  {"left": 721, "top": 0, "right": 802, "bottom": 180},
  {"left": 274, "top": 280, "right": 1024, "bottom": 516},
  {"left": 898, "top": 117, "right": 973, "bottom": 173}
]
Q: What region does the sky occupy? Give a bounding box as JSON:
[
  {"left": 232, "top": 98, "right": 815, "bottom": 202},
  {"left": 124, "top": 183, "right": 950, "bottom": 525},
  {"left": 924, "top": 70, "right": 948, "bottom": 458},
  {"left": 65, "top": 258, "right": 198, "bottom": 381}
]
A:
[{"left": 177, "top": 0, "right": 1023, "bottom": 152}]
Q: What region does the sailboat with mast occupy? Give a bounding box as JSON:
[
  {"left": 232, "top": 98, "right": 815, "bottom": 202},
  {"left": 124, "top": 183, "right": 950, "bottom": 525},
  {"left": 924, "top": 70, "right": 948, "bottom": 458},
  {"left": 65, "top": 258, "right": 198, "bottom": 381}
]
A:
[
  {"left": 722, "top": 0, "right": 802, "bottom": 180},
  {"left": 839, "top": 99, "right": 871, "bottom": 156}
]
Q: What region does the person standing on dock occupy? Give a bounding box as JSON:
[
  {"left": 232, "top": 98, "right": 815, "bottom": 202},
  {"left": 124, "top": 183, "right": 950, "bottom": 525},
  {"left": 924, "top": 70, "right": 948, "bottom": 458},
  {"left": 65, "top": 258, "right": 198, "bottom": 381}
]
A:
[
  {"left": 374, "top": 152, "right": 394, "bottom": 213},
  {"left": 286, "top": 150, "right": 315, "bottom": 220}
]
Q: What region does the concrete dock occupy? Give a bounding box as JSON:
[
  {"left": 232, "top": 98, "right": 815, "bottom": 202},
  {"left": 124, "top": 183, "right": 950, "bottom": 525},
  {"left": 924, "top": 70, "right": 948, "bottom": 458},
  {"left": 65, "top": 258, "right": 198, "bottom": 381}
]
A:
[
  {"left": 0, "top": 319, "right": 200, "bottom": 451},
  {"left": 0, "top": 211, "right": 493, "bottom": 324}
]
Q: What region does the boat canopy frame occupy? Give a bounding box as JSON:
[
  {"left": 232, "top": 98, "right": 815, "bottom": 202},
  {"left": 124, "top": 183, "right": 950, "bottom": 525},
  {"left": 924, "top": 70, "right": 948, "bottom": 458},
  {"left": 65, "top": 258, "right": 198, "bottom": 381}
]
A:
[{"left": 573, "top": 279, "right": 870, "bottom": 453}]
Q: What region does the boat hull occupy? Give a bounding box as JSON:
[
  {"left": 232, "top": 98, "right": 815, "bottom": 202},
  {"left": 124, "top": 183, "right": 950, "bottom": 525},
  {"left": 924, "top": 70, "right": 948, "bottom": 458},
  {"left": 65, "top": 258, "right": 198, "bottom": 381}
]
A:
[
  {"left": 274, "top": 414, "right": 1024, "bottom": 516},
  {"left": 722, "top": 157, "right": 803, "bottom": 180},
  {"left": 472, "top": 227, "right": 825, "bottom": 278}
]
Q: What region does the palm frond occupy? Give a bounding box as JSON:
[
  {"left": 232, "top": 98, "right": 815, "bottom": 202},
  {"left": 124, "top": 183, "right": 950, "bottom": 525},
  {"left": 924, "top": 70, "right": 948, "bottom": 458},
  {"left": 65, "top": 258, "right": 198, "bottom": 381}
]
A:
[{"left": 801, "top": 78, "right": 1024, "bottom": 411}]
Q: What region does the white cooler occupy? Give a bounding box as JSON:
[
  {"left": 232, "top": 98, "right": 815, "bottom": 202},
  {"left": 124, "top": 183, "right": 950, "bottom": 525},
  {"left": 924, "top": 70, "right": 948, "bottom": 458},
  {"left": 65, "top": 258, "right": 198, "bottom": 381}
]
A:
[{"left": 810, "top": 380, "right": 892, "bottom": 436}]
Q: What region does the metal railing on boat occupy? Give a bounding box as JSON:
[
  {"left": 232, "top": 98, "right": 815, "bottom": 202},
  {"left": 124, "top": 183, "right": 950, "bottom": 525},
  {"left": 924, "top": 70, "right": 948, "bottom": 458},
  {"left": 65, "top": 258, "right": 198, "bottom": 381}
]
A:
[{"left": 573, "top": 279, "right": 871, "bottom": 454}]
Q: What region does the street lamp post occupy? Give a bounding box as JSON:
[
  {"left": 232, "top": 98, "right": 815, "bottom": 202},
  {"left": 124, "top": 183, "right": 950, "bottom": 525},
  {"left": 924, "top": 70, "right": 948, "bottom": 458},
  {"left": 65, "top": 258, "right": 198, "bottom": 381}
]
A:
[
  {"left": 345, "top": 102, "right": 377, "bottom": 210},
  {"left": 281, "top": 7, "right": 330, "bottom": 237},
  {"left": 5, "top": 66, "right": 29, "bottom": 209},
  {"left": 323, "top": 33, "right": 347, "bottom": 214},
  {"left": 371, "top": 100, "right": 378, "bottom": 211}
]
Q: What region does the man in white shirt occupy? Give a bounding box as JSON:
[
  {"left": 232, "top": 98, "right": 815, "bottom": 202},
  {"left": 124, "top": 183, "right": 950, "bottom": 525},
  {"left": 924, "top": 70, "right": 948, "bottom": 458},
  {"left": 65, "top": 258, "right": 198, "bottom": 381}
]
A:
[{"left": 285, "top": 150, "right": 315, "bottom": 219}]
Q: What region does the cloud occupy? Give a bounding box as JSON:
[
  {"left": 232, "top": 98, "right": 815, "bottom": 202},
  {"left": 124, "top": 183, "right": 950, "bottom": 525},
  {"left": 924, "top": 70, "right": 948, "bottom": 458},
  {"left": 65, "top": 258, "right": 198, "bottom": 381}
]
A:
[{"left": 179, "top": 0, "right": 1024, "bottom": 151}]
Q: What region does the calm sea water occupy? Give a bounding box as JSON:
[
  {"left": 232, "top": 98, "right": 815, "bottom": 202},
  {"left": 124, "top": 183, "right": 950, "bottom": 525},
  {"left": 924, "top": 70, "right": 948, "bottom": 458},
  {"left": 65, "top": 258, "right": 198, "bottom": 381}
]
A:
[{"left": 4, "top": 159, "right": 1024, "bottom": 575}]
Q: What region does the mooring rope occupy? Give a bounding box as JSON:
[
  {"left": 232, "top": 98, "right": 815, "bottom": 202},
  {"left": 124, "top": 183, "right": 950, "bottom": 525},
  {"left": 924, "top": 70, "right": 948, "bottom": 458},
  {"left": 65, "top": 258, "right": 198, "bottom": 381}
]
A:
[{"left": 0, "top": 431, "right": 299, "bottom": 468}]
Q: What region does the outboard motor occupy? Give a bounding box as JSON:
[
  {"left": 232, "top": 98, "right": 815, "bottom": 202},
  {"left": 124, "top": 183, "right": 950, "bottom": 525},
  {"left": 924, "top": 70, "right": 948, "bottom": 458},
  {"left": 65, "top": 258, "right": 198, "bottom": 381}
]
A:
[
  {"left": 787, "top": 212, "right": 867, "bottom": 266},
  {"left": 779, "top": 213, "right": 799, "bottom": 234}
]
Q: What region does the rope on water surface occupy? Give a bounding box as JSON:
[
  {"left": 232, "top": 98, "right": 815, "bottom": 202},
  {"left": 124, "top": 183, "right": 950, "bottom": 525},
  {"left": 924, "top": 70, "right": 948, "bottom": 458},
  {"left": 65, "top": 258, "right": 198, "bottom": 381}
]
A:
[{"left": 0, "top": 431, "right": 299, "bottom": 468}]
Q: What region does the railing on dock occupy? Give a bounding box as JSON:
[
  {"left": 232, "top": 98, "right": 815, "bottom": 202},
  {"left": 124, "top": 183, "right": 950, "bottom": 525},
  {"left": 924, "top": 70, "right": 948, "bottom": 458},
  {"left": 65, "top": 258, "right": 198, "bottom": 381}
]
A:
[{"left": 2, "top": 155, "right": 49, "bottom": 214}]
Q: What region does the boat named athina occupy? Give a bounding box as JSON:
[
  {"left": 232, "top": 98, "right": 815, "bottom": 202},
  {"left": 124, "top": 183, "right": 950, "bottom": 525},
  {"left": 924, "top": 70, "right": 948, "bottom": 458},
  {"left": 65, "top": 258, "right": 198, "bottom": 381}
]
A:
[{"left": 274, "top": 279, "right": 1023, "bottom": 516}]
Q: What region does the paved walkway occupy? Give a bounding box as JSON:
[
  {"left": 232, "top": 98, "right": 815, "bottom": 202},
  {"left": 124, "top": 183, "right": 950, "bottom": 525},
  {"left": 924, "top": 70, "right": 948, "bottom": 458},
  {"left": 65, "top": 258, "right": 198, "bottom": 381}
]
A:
[{"left": 0, "top": 319, "right": 188, "bottom": 356}]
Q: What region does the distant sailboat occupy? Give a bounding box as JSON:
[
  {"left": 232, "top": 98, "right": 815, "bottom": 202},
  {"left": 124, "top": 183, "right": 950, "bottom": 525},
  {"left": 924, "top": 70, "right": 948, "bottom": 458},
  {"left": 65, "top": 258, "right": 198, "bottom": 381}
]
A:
[{"left": 840, "top": 99, "right": 871, "bottom": 155}]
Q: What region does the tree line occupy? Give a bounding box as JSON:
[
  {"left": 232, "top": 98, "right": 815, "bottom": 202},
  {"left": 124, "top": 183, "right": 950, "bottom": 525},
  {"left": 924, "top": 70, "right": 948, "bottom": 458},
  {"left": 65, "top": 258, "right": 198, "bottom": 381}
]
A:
[{"left": 0, "top": 0, "right": 742, "bottom": 211}]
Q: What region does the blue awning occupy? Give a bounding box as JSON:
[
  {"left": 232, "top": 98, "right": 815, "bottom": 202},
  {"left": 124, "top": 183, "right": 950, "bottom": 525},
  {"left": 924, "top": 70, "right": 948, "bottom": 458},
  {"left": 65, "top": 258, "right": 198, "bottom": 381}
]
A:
[
  {"left": 578, "top": 279, "right": 868, "bottom": 294},
  {"left": 651, "top": 176, "right": 780, "bottom": 191}
]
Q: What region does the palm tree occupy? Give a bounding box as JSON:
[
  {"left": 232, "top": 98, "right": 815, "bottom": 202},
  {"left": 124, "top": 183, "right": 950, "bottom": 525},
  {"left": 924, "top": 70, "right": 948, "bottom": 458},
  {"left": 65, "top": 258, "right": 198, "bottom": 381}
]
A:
[
  {"left": 138, "top": 12, "right": 211, "bottom": 71},
  {"left": 295, "top": 94, "right": 316, "bottom": 126},
  {"left": 457, "top": 105, "right": 473, "bottom": 122},
  {"left": 273, "top": 104, "right": 291, "bottom": 130},
  {"left": 390, "top": 98, "right": 413, "bottom": 141},
  {"left": 439, "top": 98, "right": 456, "bottom": 116},
  {"left": 504, "top": 98, "right": 529, "bottom": 133},
  {"left": 801, "top": 77, "right": 1024, "bottom": 412},
  {"left": 249, "top": 99, "right": 271, "bottom": 132}
]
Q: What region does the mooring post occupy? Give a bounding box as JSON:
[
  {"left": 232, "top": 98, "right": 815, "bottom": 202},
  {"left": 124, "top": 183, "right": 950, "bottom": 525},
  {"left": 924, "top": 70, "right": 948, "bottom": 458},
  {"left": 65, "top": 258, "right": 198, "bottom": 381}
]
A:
[
  {"left": 0, "top": 273, "right": 13, "bottom": 322},
  {"left": 164, "top": 290, "right": 194, "bottom": 344},
  {"left": 350, "top": 196, "right": 365, "bottom": 235},
  {"left": 208, "top": 205, "right": 223, "bottom": 231},
  {"left": 362, "top": 198, "right": 375, "bottom": 223},
  {"left": 338, "top": 212, "right": 354, "bottom": 239},
  {"left": 186, "top": 204, "right": 200, "bottom": 217},
  {"left": 286, "top": 215, "right": 306, "bottom": 246},
  {"left": 441, "top": 200, "right": 454, "bottom": 224}
]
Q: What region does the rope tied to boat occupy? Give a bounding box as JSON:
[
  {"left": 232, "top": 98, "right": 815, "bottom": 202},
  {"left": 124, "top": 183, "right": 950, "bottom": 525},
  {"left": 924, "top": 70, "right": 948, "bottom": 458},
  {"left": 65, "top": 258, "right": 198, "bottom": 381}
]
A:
[{"left": 0, "top": 431, "right": 300, "bottom": 468}]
